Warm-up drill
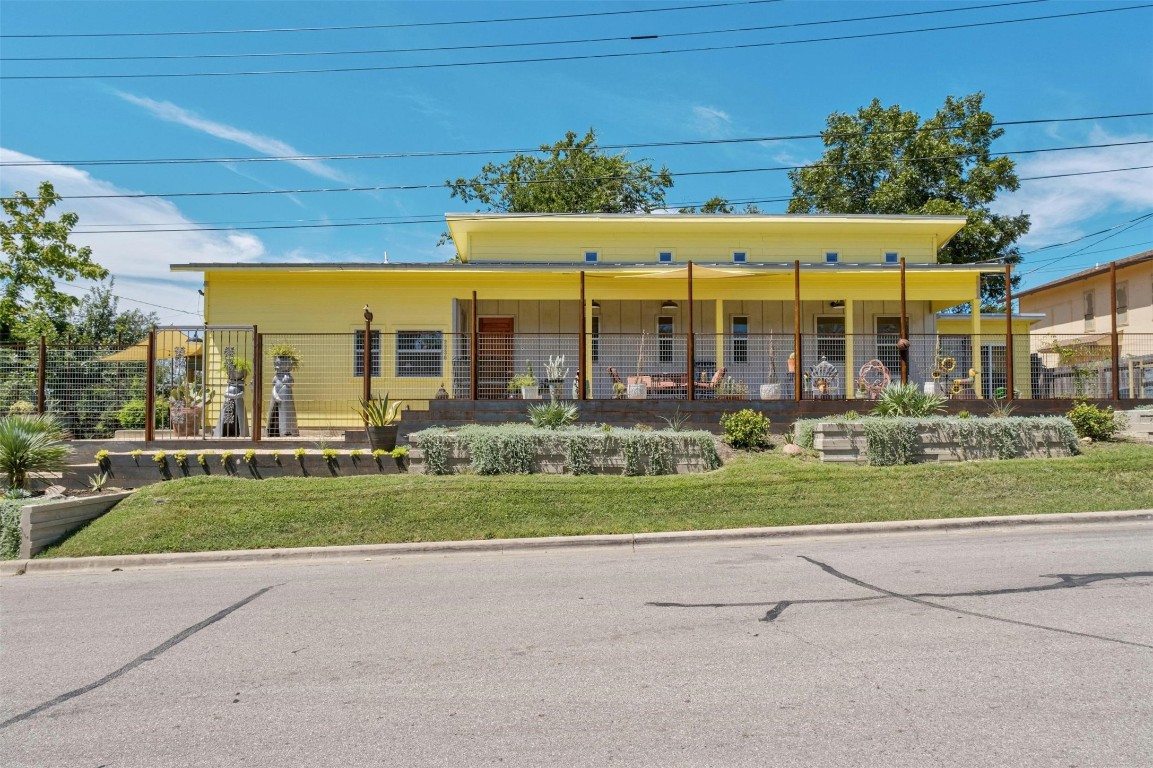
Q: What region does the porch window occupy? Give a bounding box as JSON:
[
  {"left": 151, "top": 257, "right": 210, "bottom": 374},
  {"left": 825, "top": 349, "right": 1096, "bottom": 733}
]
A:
[
  {"left": 658, "top": 250, "right": 674, "bottom": 264},
  {"left": 815, "top": 317, "right": 845, "bottom": 363},
  {"left": 825, "top": 251, "right": 839, "bottom": 264},
  {"left": 875, "top": 316, "right": 903, "bottom": 376},
  {"left": 353, "top": 330, "right": 381, "bottom": 378},
  {"left": 584, "top": 250, "right": 599, "bottom": 263},
  {"left": 396, "top": 331, "right": 443, "bottom": 378},
  {"left": 658, "top": 315, "right": 674, "bottom": 364},
  {"left": 591, "top": 315, "right": 600, "bottom": 362},
  {"left": 1117, "top": 283, "right": 1128, "bottom": 326},
  {"left": 1084, "top": 290, "right": 1095, "bottom": 332},
  {"left": 884, "top": 251, "right": 899, "bottom": 264},
  {"left": 732, "top": 251, "right": 747, "bottom": 263},
  {"left": 731, "top": 315, "right": 749, "bottom": 364}
]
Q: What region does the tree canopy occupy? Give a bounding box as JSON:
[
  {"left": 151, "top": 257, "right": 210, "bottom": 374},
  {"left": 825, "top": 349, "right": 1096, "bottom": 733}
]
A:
[
  {"left": 1, "top": 181, "right": 109, "bottom": 340},
  {"left": 787, "top": 93, "right": 1030, "bottom": 306},
  {"left": 445, "top": 129, "right": 674, "bottom": 216},
  {"left": 678, "top": 196, "right": 762, "bottom": 214}
]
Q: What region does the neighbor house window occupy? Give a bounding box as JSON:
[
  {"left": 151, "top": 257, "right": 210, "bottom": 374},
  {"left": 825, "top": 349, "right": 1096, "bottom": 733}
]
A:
[
  {"left": 584, "top": 250, "right": 599, "bottom": 263},
  {"left": 396, "top": 331, "right": 443, "bottom": 377},
  {"left": 1084, "top": 290, "right": 1095, "bottom": 332},
  {"left": 884, "top": 251, "right": 900, "bottom": 264},
  {"left": 658, "top": 315, "right": 674, "bottom": 364},
  {"left": 591, "top": 315, "right": 601, "bottom": 362},
  {"left": 732, "top": 251, "right": 747, "bottom": 263},
  {"left": 825, "top": 251, "right": 839, "bottom": 264},
  {"left": 731, "top": 315, "right": 749, "bottom": 364},
  {"left": 658, "top": 250, "right": 674, "bottom": 264},
  {"left": 1117, "top": 283, "right": 1129, "bottom": 326},
  {"left": 353, "top": 330, "right": 381, "bottom": 378}
]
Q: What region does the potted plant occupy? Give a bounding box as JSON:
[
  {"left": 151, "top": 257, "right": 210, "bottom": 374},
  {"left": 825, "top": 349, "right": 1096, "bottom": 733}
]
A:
[
  {"left": 628, "top": 331, "right": 648, "bottom": 400},
  {"left": 508, "top": 360, "right": 539, "bottom": 400},
  {"left": 716, "top": 376, "right": 748, "bottom": 401},
  {"left": 612, "top": 382, "right": 627, "bottom": 400},
  {"left": 267, "top": 342, "right": 301, "bottom": 372},
  {"left": 169, "top": 381, "right": 214, "bottom": 437},
  {"left": 544, "top": 355, "right": 569, "bottom": 401},
  {"left": 354, "top": 393, "right": 403, "bottom": 451}
]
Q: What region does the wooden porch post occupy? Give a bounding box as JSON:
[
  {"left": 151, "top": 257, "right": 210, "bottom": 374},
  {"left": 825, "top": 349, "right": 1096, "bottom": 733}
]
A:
[
  {"left": 144, "top": 327, "right": 156, "bottom": 443},
  {"left": 687, "top": 261, "right": 695, "bottom": 400},
  {"left": 470, "top": 291, "right": 478, "bottom": 401},
  {"left": 971, "top": 278, "right": 982, "bottom": 399},
  {"left": 793, "top": 260, "right": 802, "bottom": 402},
  {"left": 1005, "top": 263, "right": 1014, "bottom": 401},
  {"left": 1110, "top": 261, "right": 1121, "bottom": 401},
  {"left": 363, "top": 309, "right": 373, "bottom": 404},
  {"left": 251, "top": 327, "right": 262, "bottom": 441},
  {"left": 36, "top": 335, "right": 47, "bottom": 415},
  {"left": 899, "top": 257, "right": 908, "bottom": 385},
  {"left": 578, "top": 271, "right": 587, "bottom": 401}
]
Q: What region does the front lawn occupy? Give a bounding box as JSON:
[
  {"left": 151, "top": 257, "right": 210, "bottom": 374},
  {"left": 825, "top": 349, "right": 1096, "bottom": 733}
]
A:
[{"left": 42, "top": 442, "right": 1153, "bottom": 558}]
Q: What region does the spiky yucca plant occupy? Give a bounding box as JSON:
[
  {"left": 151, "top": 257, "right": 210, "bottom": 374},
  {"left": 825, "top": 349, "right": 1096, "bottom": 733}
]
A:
[
  {"left": 527, "top": 401, "right": 580, "bottom": 430},
  {"left": 0, "top": 414, "right": 72, "bottom": 490},
  {"left": 870, "top": 384, "right": 947, "bottom": 418}
]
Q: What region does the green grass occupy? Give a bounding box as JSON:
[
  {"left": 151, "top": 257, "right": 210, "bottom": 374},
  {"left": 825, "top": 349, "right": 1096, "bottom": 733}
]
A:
[{"left": 42, "top": 442, "right": 1153, "bottom": 558}]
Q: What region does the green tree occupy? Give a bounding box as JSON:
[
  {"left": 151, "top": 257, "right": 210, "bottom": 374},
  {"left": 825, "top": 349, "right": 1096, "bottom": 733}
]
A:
[
  {"left": 787, "top": 94, "right": 1030, "bottom": 306},
  {"left": 679, "top": 196, "right": 762, "bottom": 214},
  {"left": 1, "top": 181, "right": 109, "bottom": 340},
  {"left": 445, "top": 128, "right": 673, "bottom": 220}
]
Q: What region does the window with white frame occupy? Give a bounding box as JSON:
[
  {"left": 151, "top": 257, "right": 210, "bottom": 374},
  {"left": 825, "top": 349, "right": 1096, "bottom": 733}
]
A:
[
  {"left": 658, "top": 315, "right": 674, "bottom": 363},
  {"left": 584, "top": 250, "right": 599, "bottom": 264},
  {"left": 1084, "top": 290, "right": 1095, "bottom": 332},
  {"left": 884, "top": 251, "right": 900, "bottom": 264},
  {"left": 731, "top": 315, "right": 749, "bottom": 364},
  {"left": 396, "top": 331, "right": 443, "bottom": 377},
  {"left": 1117, "top": 282, "right": 1129, "bottom": 326},
  {"left": 658, "top": 250, "right": 674, "bottom": 264},
  {"left": 825, "top": 251, "right": 839, "bottom": 264},
  {"left": 732, "top": 251, "right": 747, "bottom": 263},
  {"left": 591, "top": 315, "right": 601, "bottom": 362}
]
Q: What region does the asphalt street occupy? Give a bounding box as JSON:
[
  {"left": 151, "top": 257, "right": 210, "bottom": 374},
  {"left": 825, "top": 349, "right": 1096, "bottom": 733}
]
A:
[{"left": 2, "top": 523, "right": 1151, "bottom": 767}]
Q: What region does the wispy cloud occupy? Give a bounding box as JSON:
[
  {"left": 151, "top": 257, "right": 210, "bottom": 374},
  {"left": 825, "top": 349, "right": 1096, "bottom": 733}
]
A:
[
  {"left": 692, "top": 105, "right": 732, "bottom": 138},
  {"left": 994, "top": 127, "right": 1153, "bottom": 247},
  {"left": 114, "top": 91, "right": 350, "bottom": 183},
  {"left": 1, "top": 148, "right": 269, "bottom": 323}
]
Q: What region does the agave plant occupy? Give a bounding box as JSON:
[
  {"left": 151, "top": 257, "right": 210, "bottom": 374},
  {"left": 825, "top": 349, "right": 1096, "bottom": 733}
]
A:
[
  {"left": 0, "top": 414, "right": 72, "bottom": 490},
  {"left": 870, "top": 383, "right": 947, "bottom": 418},
  {"left": 527, "top": 401, "right": 579, "bottom": 430},
  {"left": 354, "top": 393, "right": 403, "bottom": 426}
]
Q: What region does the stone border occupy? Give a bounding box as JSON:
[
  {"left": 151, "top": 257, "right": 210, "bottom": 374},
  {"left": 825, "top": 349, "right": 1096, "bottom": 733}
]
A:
[
  {"left": 811, "top": 421, "right": 1077, "bottom": 463},
  {"left": 19, "top": 492, "right": 133, "bottom": 559}
]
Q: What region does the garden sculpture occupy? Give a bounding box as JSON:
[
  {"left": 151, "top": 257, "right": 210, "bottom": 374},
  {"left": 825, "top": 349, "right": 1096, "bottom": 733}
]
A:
[
  {"left": 268, "top": 356, "right": 299, "bottom": 437},
  {"left": 856, "top": 359, "right": 891, "bottom": 400},
  {"left": 809, "top": 355, "right": 840, "bottom": 400},
  {"left": 214, "top": 351, "right": 249, "bottom": 438}
]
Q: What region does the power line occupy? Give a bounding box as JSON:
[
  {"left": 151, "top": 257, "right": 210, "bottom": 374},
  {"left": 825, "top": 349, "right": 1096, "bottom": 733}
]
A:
[
  {"left": 0, "top": 0, "right": 780, "bottom": 39},
  {"left": 1021, "top": 212, "right": 1153, "bottom": 274},
  {"left": 2, "top": 1, "right": 1047, "bottom": 62},
  {"left": 6, "top": 110, "right": 1149, "bottom": 169},
  {"left": 5, "top": 3, "right": 1149, "bottom": 80},
  {"left": 60, "top": 281, "right": 202, "bottom": 317},
  {"left": 13, "top": 139, "right": 1149, "bottom": 202}
]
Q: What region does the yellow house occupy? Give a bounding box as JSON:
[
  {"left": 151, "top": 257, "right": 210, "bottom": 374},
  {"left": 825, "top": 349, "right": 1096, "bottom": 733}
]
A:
[{"left": 174, "top": 213, "right": 1014, "bottom": 429}]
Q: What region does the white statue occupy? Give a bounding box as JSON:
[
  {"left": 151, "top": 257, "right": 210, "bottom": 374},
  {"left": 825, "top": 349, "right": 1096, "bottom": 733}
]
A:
[{"left": 268, "top": 357, "right": 298, "bottom": 437}]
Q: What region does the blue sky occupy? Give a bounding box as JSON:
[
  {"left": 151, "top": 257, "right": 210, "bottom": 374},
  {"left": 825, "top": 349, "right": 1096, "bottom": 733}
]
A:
[{"left": 2, "top": 0, "right": 1151, "bottom": 324}]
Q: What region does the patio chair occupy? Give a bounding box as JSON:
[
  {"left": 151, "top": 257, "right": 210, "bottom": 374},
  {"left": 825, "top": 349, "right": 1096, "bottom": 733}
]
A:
[
  {"left": 694, "top": 367, "right": 727, "bottom": 397},
  {"left": 808, "top": 356, "right": 840, "bottom": 400}
]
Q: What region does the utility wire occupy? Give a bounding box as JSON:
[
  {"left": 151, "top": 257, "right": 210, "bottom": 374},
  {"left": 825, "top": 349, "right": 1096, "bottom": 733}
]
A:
[
  {"left": 6, "top": 110, "right": 1148, "bottom": 168},
  {"left": 5, "top": 4, "right": 1149, "bottom": 80},
  {"left": 1021, "top": 212, "right": 1153, "bottom": 274},
  {"left": 2, "top": 1, "right": 1047, "bottom": 61},
  {"left": 0, "top": 0, "right": 780, "bottom": 38},
  {"left": 13, "top": 139, "right": 1150, "bottom": 202}
]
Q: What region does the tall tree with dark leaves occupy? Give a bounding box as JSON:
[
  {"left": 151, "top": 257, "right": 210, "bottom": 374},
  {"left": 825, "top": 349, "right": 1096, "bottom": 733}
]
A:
[{"left": 788, "top": 94, "right": 1030, "bottom": 307}]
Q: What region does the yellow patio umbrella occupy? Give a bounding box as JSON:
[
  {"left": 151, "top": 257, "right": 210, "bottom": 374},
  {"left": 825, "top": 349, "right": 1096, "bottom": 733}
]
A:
[{"left": 100, "top": 330, "right": 204, "bottom": 362}]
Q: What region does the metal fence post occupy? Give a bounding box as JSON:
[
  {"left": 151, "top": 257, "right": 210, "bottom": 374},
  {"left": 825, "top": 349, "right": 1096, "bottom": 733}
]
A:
[
  {"left": 37, "top": 335, "right": 47, "bottom": 415},
  {"left": 363, "top": 308, "right": 373, "bottom": 404},
  {"left": 1005, "top": 263, "right": 1015, "bottom": 401},
  {"left": 252, "top": 327, "right": 262, "bottom": 441},
  {"left": 1110, "top": 262, "right": 1121, "bottom": 401},
  {"left": 144, "top": 327, "right": 156, "bottom": 443},
  {"left": 793, "top": 260, "right": 802, "bottom": 402}
]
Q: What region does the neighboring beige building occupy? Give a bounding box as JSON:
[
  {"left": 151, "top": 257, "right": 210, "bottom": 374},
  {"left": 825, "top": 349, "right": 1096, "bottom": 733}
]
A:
[{"left": 1016, "top": 249, "right": 1153, "bottom": 398}]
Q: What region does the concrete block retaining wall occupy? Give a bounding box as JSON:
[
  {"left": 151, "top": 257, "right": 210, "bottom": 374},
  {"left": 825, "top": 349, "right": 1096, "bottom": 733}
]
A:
[
  {"left": 407, "top": 440, "right": 718, "bottom": 475},
  {"left": 20, "top": 492, "right": 132, "bottom": 558},
  {"left": 812, "top": 422, "right": 1077, "bottom": 464}
]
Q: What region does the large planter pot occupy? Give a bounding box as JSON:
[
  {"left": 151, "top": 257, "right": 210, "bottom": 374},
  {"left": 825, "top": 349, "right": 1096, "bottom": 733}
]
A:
[
  {"left": 627, "top": 383, "right": 648, "bottom": 400},
  {"left": 521, "top": 386, "right": 541, "bottom": 400},
  {"left": 759, "top": 384, "right": 781, "bottom": 400},
  {"left": 170, "top": 406, "right": 201, "bottom": 437},
  {"left": 366, "top": 424, "right": 398, "bottom": 452}
]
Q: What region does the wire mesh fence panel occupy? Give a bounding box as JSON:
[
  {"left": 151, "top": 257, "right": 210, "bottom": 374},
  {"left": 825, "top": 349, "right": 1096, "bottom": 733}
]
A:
[
  {"left": 0, "top": 345, "right": 40, "bottom": 415},
  {"left": 1118, "top": 333, "right": 1153, "bottom": 399},
  {"left": 478, "top": 333, "right": 580, "bottom": 400},
  {"left": 45, "top": 346, "right": 148, "bottom": 439},
  {"left": 261, "top": 333, "right": 363, "bottom": 435},
  {"left": 591, "top": 334, "right": 689, "bottom": 400},
  {"left": 1028, "top": 333, "right": 1114, "bottom": 399},
  {"left": 700, "top": 333, "right": 793, "bottom": 401}
]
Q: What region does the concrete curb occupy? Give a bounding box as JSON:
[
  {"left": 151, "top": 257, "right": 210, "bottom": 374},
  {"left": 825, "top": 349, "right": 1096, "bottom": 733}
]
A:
[{"left": 3, "top": 508, "right": 1151, "bottom": 576}]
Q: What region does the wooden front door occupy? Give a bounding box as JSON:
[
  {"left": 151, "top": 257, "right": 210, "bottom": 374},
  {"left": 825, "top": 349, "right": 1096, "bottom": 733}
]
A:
[{"left": 478, "top": 317, "right": 514, "bottom": 399}]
